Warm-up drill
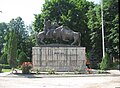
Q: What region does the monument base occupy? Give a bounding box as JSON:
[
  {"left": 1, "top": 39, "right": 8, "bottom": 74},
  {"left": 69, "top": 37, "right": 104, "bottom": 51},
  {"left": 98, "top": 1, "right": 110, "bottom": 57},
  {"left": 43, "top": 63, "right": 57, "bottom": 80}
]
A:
[{"left": 32, "top": 45, "right": 86, "bottom": 72}]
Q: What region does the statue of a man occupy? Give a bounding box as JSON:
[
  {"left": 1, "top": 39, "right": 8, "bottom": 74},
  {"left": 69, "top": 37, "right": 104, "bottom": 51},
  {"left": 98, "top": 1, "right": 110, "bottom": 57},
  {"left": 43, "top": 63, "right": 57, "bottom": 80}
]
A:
[{"left": 43, "top": 19, "right": 51, "bottom": 34}]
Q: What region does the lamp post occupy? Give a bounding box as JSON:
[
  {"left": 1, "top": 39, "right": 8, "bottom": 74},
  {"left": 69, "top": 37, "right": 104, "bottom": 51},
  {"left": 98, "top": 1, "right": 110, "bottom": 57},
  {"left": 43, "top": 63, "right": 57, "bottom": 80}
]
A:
[{"left": 101, "top": 0, "right": 105, "bottom": 58}]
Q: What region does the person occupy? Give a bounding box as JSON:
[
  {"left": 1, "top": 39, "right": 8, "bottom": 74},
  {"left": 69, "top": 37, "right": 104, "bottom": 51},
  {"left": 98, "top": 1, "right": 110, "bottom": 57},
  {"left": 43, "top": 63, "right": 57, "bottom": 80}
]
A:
[
  {"left": 86, "top": 59, "right": 90, "bottom": 69},
  {"left": 43, "top": 19, "right": 51, "bottom": 34},
  {"left": 86, "top": 59, "right": 92, "bottom": 74}
]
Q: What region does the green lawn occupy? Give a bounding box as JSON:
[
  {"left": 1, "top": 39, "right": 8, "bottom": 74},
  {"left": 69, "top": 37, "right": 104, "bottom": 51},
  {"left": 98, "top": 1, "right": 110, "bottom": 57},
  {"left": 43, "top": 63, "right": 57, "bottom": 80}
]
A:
[{"left": 2, "top": 69, "right": 11, "bottom": 72}]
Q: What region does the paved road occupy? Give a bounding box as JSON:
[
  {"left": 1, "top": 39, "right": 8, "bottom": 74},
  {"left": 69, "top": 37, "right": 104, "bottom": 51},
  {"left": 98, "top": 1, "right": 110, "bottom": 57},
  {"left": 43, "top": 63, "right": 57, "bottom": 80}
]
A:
[{"left": 0, "top": 75, "right": 120, "bottom": 88}]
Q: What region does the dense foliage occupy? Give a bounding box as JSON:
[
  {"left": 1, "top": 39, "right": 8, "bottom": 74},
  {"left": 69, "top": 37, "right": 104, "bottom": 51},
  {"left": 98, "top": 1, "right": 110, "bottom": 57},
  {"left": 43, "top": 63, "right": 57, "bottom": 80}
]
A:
[
  {"left": 0, "top": 17, "right": 34, "bottom": 68},
  {"left": 100, "top": 53, "right": 110, "bottom": 70},
  {"left": 7, "top": 30, "right": 17, "bottom": 68},
  {"left": 0, "top": 22, "right": 8, "bottom": 55},
  {"left": 33, "top": 0, "right": 94, "bottom": 50},
  {"left": 18, "top": 51, "right": 29, "bottom": 65}
]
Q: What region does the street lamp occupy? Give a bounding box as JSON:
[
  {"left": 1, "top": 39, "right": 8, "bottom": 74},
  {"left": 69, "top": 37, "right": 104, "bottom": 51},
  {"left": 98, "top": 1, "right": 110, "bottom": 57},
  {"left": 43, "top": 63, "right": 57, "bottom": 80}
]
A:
[{"left": 101, "top": 0, "right": 105, "bottom": 58}]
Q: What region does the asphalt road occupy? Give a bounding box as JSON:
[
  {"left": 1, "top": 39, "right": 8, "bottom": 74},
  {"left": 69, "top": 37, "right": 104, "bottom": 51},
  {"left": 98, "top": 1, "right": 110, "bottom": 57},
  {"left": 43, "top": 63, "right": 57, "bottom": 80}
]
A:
[{"left": 0, "top": 75, "right": 120, "bottom": 88}]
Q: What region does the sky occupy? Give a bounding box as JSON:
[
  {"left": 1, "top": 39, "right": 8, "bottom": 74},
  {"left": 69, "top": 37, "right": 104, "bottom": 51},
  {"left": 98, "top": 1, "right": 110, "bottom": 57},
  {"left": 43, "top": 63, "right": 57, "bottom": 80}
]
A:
[{"left": 0, "top": 0, "right": 100, "bottom": 25}]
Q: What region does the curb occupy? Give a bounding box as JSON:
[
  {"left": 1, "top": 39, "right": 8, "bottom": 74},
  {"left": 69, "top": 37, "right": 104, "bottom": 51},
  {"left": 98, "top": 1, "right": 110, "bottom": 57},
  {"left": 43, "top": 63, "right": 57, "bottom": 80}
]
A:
[{"left": 0, "top": 73, "right": 120, "bottom": 78}]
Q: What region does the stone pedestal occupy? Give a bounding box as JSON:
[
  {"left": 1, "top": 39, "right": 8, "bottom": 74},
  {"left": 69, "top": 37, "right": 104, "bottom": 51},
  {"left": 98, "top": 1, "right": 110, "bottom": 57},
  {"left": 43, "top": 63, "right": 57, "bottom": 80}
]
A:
[{"left": 32, "top": 45, "right": 86, "bottom": 72}]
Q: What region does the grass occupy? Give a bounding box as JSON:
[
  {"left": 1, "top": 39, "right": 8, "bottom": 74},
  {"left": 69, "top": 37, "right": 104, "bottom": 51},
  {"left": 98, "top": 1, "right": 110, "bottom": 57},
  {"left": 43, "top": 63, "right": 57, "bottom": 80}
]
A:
[{"left": 2, "top": 69, "right": 11, "bottom": 72}]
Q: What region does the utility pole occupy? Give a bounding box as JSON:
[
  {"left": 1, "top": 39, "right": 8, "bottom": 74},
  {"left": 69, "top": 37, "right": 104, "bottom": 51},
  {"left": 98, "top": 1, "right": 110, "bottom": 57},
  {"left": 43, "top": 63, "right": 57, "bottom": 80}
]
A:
[{"left": 101, "top": 0, "right": 105, "bottom": 58}]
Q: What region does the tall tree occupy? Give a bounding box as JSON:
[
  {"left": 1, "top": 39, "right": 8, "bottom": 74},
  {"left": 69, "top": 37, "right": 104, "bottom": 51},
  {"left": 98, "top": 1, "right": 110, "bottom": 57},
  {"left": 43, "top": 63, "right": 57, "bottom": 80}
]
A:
[
  {"left": 87, "top": 5, "right": 102, "bottom": 68},
  {"left": 33, "top": 0, "right": 94, "bottom": 51},
  {"left": 7, "top": 17, "right": 30, "bottom": 59},
  {"left": 8, "top": 17, "right": 28, "bottom": 51},
  {"left": 7, "top": 30, "right": 17, "bottom": 68},
  {"left": 103, "top": 0, "right": 119, "bottom": 57},
  {"left": 0, "top": 22, "right": 8, "bottom": 56},
  {"left": 33, "top": 14, "right": 43, "bottom": 32},
  {"left": 2, "top": 17, "right": 32, "bottom": 66},
  {"left": 24, "top": 25, "right": 35, "bottom": 60},
  {"left": 0, "top": 22, "right": 9, "bottom": 64},
  {"left": 87, "top": 0, "right": 119, "bottom": 68}
]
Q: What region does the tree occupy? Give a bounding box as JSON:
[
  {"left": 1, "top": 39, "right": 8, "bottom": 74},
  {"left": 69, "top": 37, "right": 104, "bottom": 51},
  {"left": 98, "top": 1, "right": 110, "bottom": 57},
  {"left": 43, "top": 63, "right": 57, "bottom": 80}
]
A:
[
  {"left": 25, "top": 25, "right": 36, "bottom": 60},
  {"left": 0, "top": 53, "right": 7, "bottom": 64},
  {"left": 33, "top": 14, "right": 43, "bottom": 32},
  {"left": 2, "top": 17, "right": 34, "bottom": 67},
  {"left": 18, "top": 51, "right": 29, "bottom": 65},
  {"left": 86, "top": 0, "right": 119, "bottom": 68},
  {"left": 87, "top": 5, "right": 103, "bottom": 68},
  {"left": 103, "top": 0, "right": 119, "bottom": 58},
  {"left": 8, "top": 17, "right": 28, "bottom": 52},
  {"left": 0, "top": 22, "right": 9, "bottom": 65},
  {"left": 33, "top": 0, "right": 94, "bottom": 50},
  {"left": 7, "top": 30, "right": 17, "bottom": 68},
  {"left": 8, "top": 17, "right": 33, "bottom": 60},
  {"left": 0, "top": 22, "right": 8, "bottom": 56}
]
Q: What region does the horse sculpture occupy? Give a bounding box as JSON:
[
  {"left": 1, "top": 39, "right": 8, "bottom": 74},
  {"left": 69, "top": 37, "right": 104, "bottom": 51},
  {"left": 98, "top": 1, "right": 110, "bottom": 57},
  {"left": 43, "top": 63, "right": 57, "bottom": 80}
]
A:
[
  {"left": 36, "top": 29, "right": 55, "bottom": 45},
  {"left": 36, "top": 21, "right": 81, "bottom": 46},
  {"left": 36, "top": 21, "right": 59, "bottom": 45}
]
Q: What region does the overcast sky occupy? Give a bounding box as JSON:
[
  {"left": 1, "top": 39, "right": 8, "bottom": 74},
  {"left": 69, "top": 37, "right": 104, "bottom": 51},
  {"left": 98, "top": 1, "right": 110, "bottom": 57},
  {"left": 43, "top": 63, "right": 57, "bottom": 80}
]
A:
[{"left": 0, "top": 0, "right": 100, "bottom": 25}]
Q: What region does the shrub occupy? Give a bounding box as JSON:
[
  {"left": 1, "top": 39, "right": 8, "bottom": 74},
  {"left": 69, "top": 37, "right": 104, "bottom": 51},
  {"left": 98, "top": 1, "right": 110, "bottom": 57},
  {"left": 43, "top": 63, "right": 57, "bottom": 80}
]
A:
[
  {"left": 0, "top": 64, "right": 11, "bottom": 69},
  {"left": 0, "top": 53, "right": 8, "bottom": 64},
  {"left": 0, "top": 65, "right": 2, "bottom": 73},
  {"left": 46, "top": 68, "right": 55, "bottom": 74},
  {"left": 111, "top": 61, "right": 119, "bottom": 69},
  {"left": 100, "top": 53, "right": 110, "bottom": 70},
  {"left": 18, "top": 51, "right": 29, "bottom": 65},
  {"left": 36, "top": 69, "right": 41, "bottom": 74},
  {"left": 21, "top": 62, "right": 32, "bottom": 74}
]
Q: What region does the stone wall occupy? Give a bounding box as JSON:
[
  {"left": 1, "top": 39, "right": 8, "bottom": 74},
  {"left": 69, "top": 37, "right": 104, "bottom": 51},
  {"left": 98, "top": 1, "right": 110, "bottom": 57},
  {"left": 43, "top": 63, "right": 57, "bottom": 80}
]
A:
[{"left": 32, "top": 46, "right": 86, "bottom": 72}]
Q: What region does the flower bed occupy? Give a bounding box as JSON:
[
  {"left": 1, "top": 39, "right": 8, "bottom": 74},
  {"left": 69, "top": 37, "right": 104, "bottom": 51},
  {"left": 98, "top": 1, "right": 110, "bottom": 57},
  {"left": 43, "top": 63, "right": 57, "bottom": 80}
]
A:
[{"left": 21, "top": 62, "right": 32, "bottom": 74}]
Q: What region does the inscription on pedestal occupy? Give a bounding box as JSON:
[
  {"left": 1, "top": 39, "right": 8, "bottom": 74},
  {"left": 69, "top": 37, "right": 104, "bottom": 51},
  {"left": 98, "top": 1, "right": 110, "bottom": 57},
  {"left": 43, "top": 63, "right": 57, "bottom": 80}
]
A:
[{"left": 32, "top": 46, "right": 86, "bottom": 72}]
